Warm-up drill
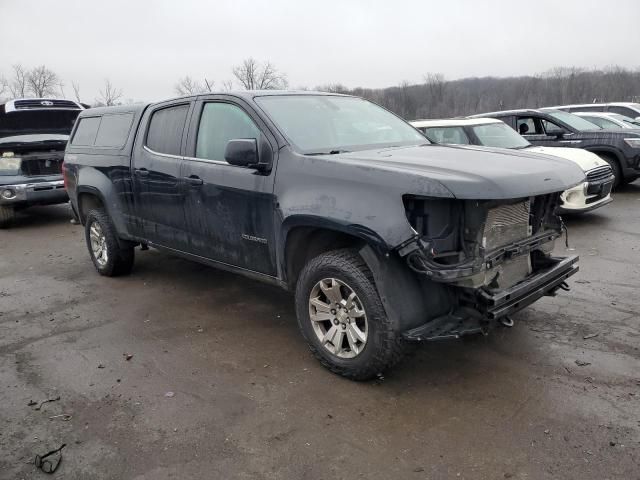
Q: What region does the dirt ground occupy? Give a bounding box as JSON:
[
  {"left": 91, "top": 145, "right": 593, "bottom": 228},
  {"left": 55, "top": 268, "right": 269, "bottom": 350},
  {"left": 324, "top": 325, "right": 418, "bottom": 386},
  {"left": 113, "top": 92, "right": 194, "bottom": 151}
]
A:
[{"left": 1, "top": 185, "right": 639, "bottom": 480}]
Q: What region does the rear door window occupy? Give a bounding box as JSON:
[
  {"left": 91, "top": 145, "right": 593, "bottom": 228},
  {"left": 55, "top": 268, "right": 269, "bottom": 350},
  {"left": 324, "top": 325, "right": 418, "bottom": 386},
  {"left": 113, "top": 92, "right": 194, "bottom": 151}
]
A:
[
  {"left": 146, "top": 104, "right": 189, "bottom": 156},
  {"left": 71, "top": 117, "right": 101, "bottom": 145},
  {"left": 94, "top": 113, "right": 134, "bottom": 147},
  {"left": 608, "top": 106, "right": 639, "bottom": 118}
]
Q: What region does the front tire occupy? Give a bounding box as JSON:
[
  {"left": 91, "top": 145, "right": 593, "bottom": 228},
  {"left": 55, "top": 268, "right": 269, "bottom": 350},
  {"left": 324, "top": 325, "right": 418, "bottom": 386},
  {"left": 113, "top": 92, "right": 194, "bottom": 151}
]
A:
[
  {"left": 295, "top": 249, "right": 407, "bottom": 381},
  {"left": 85, "top": 209, "right": 134, "bottom": 276},
  {"left": 599, "top": 154, "right": 622, "bottom": 188},
  {"left": 0, "top": 206, "right": 15, "bottom": 228}
]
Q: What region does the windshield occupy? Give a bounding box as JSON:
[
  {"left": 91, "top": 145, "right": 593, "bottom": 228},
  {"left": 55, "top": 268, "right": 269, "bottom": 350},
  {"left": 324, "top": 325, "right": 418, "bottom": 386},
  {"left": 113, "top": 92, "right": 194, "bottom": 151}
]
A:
[
  {"left": 546, "top": 111, "right": 600, "bottom": 132},
  {"left": 471, "top": 122, "right": 531, "bottom": 149},
  {"left": 254, "top": 95, "right": 427, "bottom": 153},
  {"left": 0, "top": 109, "right": 80, "bottom": 139},
  {"left": 611, "top": 114, "right": 640, "bottom": 128},
  {"left": 582, "top": 116, "right": 620, "bottom": 130}
]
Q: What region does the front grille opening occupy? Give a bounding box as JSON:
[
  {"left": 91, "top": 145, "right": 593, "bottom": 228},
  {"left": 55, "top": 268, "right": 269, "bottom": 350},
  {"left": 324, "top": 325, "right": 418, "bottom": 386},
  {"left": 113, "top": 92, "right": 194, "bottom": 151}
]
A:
[{"left": 21, "top": 158, "right": 63, "bottom": 176}]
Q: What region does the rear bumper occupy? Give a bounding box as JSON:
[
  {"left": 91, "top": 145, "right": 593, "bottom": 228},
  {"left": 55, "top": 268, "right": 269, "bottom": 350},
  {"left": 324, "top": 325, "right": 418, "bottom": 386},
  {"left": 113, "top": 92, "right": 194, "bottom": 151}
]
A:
[
  {"left": 477, "top": 255, "right": 579, "bottom": 319},
  {"left": 0, "top": 179, "right": 68, "bottom": 207}
]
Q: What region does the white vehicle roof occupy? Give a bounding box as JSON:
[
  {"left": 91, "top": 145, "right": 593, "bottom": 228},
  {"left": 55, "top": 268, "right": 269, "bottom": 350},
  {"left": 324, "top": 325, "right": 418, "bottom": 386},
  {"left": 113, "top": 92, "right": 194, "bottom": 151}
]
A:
[
  {"left": 410, "top": 117, "right": 502, "bottom": 128},
  {"left": 549, "top": 102, "right": 640, "bottom": 109}
]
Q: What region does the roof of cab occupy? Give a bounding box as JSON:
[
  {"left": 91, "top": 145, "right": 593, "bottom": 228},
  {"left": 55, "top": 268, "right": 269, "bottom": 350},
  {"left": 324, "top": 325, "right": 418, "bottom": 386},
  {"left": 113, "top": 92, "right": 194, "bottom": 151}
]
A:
[
  {"left": 411, "top": 118, "right": 502, "bottom": 128},
  {"left": 467, "top": 108, "right": 543, "bottom": 118},
  {"left": 77, "top": 103, "right": 149, "bottom": 117}
]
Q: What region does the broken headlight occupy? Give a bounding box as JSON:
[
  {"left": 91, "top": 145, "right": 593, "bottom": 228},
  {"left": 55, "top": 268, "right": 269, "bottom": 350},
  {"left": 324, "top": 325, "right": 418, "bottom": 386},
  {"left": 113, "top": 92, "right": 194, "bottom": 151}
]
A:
[{"left": 0, "top": 154, "right": 21, "bottom": 175}]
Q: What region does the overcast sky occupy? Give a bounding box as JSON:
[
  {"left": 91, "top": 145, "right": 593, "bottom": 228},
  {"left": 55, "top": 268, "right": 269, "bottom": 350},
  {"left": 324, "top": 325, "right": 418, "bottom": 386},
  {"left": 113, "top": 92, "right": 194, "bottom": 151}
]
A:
[{"left": 2, "top": 0, "right": 639, "bottom": 103}]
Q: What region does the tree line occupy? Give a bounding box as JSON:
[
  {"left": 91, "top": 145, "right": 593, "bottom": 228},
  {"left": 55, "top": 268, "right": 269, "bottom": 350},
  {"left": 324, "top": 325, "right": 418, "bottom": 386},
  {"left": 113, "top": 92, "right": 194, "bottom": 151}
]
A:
[
  {"left": 321, "top": 66, "right": 640, "bottom": 119},
  {"left": 1, "top": 61, "right": 639, "bottom": 119}
]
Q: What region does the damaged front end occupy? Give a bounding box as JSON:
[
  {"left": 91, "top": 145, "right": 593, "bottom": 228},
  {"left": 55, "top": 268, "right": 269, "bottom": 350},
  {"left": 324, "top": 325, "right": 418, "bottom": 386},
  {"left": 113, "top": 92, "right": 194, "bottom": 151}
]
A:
[{"left": 398, "top": 194, "right": 579, "bottom": 340}]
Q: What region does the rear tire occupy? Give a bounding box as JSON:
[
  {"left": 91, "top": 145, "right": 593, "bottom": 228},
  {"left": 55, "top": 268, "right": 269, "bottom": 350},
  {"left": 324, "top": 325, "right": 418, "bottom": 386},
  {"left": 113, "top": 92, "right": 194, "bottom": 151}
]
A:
[
  {"left": 295, "top": 248, "right": 407, "bottom": 381},
  {"left": 85, "top": 209, "right": 134, "bottom": 276},
  {"left": 0, "top": 206, "right": 15, "bottom": 228}
]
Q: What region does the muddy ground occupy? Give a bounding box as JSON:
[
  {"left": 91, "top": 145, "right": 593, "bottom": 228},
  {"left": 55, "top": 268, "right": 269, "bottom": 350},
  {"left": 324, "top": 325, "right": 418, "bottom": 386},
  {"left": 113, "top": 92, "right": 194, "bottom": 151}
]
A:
[{"left": 1, "top": 185, "right": 639, "bottom": 480}]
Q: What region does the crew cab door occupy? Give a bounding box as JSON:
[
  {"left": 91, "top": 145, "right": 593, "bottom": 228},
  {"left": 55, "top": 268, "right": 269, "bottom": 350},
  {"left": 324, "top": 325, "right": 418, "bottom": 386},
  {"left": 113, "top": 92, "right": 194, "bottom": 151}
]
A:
[
  {"left": 131, "top": 101, "right": 192, "bottom": 251},
  {"left": 181, "top": 97, "right": 278, "bottom": 276}
]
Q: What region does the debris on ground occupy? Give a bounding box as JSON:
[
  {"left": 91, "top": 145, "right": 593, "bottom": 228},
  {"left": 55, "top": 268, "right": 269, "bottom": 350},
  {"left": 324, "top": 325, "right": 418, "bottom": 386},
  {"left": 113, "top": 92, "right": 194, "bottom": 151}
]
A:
[
  {"left": 124, "top": 353, "right": 133, "bottom": 361},
  {"left": 97, "top": 364, "right": 105, "bottom": 369},
  {"left": 49, "top": 414, "right": 72, "bottom": 421},
  {"left": 583, "top": 333, "right": 600, "bottom": 340},
  {"left": 34, "top": 443, "right": 66, "bottom": 474},
  {"left": 575, "top": 360, "right": 591, "bottom": 367},
  {"left": 33, "top": 395, "right": 61, "bottom": 411},
  {"left": 27, "top": 400, "right": 37, "bottom": 406},
  {"left": 164, "top": 391, "right": 175, "bottom": 398}
]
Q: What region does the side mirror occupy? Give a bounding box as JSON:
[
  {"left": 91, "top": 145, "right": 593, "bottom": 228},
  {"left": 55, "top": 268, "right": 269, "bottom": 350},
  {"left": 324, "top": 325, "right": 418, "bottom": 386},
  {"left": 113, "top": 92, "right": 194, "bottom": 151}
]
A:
[
  {"left": 225, "top": 139, "right": 259, "bottom": 168},
  {"left": 547, "top": 129, "right": 565, "bottom": 139},
  {"left": 224, "top": 137, "right": 273, "bottom": 172}
]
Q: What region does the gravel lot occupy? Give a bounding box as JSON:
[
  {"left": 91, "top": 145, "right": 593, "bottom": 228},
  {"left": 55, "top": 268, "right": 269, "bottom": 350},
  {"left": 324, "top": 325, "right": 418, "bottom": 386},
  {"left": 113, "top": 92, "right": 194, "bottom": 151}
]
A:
[{"left": 1, "top": 184, "right": 639, "bottom": 480}]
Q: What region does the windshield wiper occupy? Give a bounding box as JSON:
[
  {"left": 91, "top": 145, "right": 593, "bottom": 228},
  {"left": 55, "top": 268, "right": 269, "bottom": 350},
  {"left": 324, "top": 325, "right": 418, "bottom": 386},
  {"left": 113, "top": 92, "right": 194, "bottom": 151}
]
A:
[{"left": 304, "top": 149, "right": 350, "bottom": 156}]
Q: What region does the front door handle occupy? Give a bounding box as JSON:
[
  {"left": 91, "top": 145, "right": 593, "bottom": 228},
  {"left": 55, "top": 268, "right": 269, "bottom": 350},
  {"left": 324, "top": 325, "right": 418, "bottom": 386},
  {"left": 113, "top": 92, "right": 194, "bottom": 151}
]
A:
[
  {"left": 135, "top": 168, "right": 149, "bottom": 177},
  {"left": 183, "top": 175, "right": 203, "bottom": 186}
]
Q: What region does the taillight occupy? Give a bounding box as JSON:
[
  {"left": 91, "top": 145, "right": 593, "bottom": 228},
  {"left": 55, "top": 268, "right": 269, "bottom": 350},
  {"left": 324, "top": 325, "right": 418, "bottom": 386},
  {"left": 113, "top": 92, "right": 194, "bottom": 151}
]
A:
[{"left": 61, "top": 161, "right": 69, "bottom": 190}]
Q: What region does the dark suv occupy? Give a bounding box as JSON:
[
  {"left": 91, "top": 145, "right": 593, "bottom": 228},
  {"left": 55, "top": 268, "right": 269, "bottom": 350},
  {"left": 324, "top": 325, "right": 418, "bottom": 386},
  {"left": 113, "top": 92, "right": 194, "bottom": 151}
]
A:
[
  {"left": 64, "top": 92, "right": 583, "bottom": 380},
  {"left": 469, "top": 108, "right": 640, "bottom": 187},
  {"left": 0, "top": 98, "right": 84, "bottom": 227}
]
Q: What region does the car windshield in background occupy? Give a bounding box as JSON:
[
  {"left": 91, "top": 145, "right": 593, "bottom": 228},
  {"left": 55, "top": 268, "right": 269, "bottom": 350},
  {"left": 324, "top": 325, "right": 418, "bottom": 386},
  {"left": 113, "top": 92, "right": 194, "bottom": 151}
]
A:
[
  {"left": 614, "top": 114, "right": 640, "bottom": 127},
  {"left": 471, "top": 122, "right": 531, "bottom": 149},
  {"left": 0, "top": 110, "right": 80, "bottom": 139},
  {"left": 546, "top": 111, "right": 601, "bottom": 132},
  {"left": 255, "top": 95, "right": 427, "bottom": 154}
]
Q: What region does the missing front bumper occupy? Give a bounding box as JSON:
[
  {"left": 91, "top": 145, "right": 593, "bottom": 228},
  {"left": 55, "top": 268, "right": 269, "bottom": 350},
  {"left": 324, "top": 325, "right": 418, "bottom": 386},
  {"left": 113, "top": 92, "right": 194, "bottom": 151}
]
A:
[{"left": 403, "top": 255, "right": 579, "bottom": 341}]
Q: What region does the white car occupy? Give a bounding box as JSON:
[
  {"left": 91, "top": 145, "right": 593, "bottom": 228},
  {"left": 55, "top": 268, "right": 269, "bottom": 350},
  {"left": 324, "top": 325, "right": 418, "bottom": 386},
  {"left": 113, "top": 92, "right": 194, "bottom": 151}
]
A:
[
  {"left": 411, "top": 118, "right": 614, "bottom": 214},
  {"left": 550, "top": 102, "right": 640, "bottom": 121},
  {"left": 573, "top": 112, "right": 640, "bottom": 130}
]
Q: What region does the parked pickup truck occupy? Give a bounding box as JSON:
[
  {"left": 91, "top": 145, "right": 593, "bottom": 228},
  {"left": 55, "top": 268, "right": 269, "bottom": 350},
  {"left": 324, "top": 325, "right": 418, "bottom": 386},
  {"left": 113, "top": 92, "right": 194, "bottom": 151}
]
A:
[
  {"left": 64, "top": 92, "right": 583, "bottom": 380},
  {"left": 0, "top": 98, "right": 84, "bottom": 227},
  {"left": 468, "top": 108, "right": 640, "bottom": 187}
]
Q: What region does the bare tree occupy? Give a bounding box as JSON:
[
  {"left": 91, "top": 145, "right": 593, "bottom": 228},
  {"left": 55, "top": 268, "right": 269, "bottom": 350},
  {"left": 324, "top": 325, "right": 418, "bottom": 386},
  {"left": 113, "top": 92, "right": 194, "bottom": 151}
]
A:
[
  {"left": 174, "top": 75, "right": 215, "bottom": 95},
  {"left": 27, "top": 65, "right": 60, "bottom": 97},
  {"left": 0, "top": 74, "right": 8, "bottom": 100},
  {"left": 96, "top": 79, "right": 123, "bottom": 106},
  {"left": 9, "top": 64, "right": 29, "bottom": 98},
  {"left": 221, "top": 79, "right": 234, "bottom": 91},
  {"left": 316, "top": 83, "right": 350, "bottom": 94},
  {"left": 71, "top": 81, "right": 82, "bottom": 103},
  {"left": 232, "top": 58, "right": 288, "bottom": 90}
]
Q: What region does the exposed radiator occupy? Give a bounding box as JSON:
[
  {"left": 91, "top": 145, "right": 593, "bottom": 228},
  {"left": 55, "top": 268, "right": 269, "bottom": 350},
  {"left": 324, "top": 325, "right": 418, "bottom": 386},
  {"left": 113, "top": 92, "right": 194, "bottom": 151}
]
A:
[{"left": 483, "top": 201, "right": 531, "bottom": 250}]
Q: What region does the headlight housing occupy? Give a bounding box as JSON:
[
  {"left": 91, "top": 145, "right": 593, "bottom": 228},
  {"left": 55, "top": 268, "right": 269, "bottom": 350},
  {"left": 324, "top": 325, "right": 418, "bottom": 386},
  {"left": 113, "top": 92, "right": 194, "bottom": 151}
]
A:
[
  {"left": 0, "top": 155, "right": 22, "bottom": 175},
  {"left": 623, "top": 138, "right": 640, "bottom": 148}
]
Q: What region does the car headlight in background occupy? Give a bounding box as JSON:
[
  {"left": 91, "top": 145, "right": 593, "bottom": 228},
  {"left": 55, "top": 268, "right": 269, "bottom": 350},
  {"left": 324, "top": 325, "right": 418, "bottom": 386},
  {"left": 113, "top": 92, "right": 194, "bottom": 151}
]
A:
[
  {"left": 623, "top": 138, "right": 640, "bottom": 148},
  {"left": 0, "top": 155, "right": 22, "bottom": 174}
]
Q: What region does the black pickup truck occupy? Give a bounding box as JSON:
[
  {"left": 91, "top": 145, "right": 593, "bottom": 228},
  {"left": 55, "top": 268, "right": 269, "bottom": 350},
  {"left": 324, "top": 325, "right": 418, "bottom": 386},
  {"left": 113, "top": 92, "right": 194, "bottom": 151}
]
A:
[
  {"left": 0, "top": 98, "right": 84, "bottom": 227},
  {"left": 64, "top": 92, "right": 583, "bottom": 380},
  {"left": 469, "top": 108, "right": 640, "bottom": 187}
]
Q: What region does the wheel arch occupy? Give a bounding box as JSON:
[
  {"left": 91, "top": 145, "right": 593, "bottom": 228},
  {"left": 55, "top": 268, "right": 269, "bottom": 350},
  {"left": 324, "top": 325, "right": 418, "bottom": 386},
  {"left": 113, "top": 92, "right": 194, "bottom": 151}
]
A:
[
  {"left": 282, "top": 216, "right": 452, "bottom": 331},
  {"left": 281, "top": 216, "right": 386, "bottom": 289}
]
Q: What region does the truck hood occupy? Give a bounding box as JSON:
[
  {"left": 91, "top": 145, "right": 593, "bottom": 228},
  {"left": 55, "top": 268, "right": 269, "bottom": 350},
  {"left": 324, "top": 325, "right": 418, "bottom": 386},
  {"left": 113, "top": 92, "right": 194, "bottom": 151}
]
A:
[
  {"left": 331, "top": 144, "right": 586, "bottom": 199},
  {"left": 525, "top": 146, "right": 607, "bottom": 172},
  {"left": 0, "top": 134, "right": 69, "bottom": 146}
]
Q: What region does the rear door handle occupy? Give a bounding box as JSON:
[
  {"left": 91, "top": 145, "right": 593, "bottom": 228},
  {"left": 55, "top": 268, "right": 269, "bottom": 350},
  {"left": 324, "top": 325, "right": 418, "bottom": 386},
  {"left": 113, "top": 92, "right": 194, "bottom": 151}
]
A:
[
  {"left": 183, "top": 175, "right": 203, "bottom": 186},
  {"left": 135, "top": 168, "right": 149, "bottom": 177}
]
